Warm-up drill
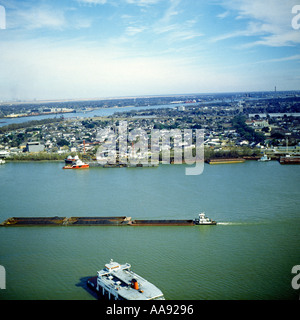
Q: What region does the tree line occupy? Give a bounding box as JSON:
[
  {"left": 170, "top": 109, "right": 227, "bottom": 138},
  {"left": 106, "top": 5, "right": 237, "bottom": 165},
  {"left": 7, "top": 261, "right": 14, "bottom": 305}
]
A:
[{"left": 0, "top": 118, "right": 64, "bottom": 134}]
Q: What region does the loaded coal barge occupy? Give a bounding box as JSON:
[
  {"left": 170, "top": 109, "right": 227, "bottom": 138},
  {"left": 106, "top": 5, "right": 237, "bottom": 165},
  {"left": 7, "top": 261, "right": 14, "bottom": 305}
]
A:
[
  {"left": 207, "top": 158, "right": 245, "bottom": 165},
  {"left": 0, "top": 213, "right": 216, "bottom": 226},
  {"left": 0, "top": 216, "right": 66, "bottom": 226},
  {"left": 129, "top": 213, "right": 216, "bottom": 226}
]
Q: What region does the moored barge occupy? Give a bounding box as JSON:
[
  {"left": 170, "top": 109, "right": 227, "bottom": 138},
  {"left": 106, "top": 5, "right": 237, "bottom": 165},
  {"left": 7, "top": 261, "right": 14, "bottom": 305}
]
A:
[
  {"left": 279, "top": 155, "right": 300, "bottom": 164},
  {"left": 207, "top": 158, "right": 245, "bottom": 164}
]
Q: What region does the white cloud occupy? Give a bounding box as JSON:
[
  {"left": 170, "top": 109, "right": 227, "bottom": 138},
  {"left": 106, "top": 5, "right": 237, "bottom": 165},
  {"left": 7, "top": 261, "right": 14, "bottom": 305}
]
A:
[
  {"left": 5, "top": 2, "right": 95, "bottom": 31},
  {"left": 77, "top": 0, "right": 107, "bottom": 4},
  {"left": 217, "top": 11, "right": 229, "bottom": 19},
  {"left": 164, "top": 28, "right": 203, "bottom": 42},
  {"left": 0, "top": 0, "right": 298, "bottom": 100},
  {"left": 154, "top": 23, "right": 177, "bottom": 34},
  {"left": 126, "top": 0, "right": 161, "bottom": 7},
  {"left": 125, "top": 26, "right": 147, "bottom": 36},
  {"left": 243, "top": 31, "right": 300, "bottom": 47},
  {"left": 151, "top": 0, "right": 203, "bottom": 44},
  {"left": 256, "top": 54, "right": 300, "bottom": 64},
  {"left": 214, "top": 0, "right": 300, "bottom": 47},
  {"left": 11, "top": 5, "right": 66, "bottom": 30},
  {"left": 159, "top": 0, "right": 181, "bottom": 24}
]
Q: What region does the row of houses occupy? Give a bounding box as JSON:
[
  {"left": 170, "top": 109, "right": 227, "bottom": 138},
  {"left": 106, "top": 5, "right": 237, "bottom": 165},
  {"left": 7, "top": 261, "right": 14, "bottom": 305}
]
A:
[{"left": 1, "top": 105, "right": 299, "bottom": 159}]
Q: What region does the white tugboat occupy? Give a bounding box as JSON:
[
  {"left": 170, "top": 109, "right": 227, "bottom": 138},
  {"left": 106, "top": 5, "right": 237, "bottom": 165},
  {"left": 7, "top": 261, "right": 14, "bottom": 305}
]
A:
[
  {"left": 258, "top": 154, "right": 271, "bottom": 162},
  {"left": 194, "top": 212, "right": 217, "bottom": 225},
  {"left": 87, "top": 259, "right": 165, "bottom": 300}
]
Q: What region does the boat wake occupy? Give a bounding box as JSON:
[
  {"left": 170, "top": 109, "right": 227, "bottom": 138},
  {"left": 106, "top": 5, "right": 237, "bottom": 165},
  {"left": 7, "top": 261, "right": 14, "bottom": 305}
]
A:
[
  {"left": 217, "top": 221, "right": 267, "bottom": 226},
  {"left": 217, "top": 222, "right": 243, "bottom": 225}
]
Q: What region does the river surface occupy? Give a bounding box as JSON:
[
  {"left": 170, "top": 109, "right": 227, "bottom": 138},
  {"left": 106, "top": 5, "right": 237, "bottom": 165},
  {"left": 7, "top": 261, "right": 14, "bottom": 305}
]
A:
[
  {"left": 0, "top": 103, "right": 198, "bottom": 127},
  {"left": 0, "top": 161, "right": 299, "bottom": 300}
]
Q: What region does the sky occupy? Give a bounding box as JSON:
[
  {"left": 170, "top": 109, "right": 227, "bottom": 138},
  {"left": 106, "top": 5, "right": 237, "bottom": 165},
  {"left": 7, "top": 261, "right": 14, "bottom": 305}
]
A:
[{"left": 0, "top": 0, "right": 299, "bottom": 101}]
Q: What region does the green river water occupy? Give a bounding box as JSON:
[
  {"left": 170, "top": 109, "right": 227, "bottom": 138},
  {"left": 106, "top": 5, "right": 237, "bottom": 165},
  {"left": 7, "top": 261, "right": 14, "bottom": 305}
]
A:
[{"left": 0, "top": 161, "right": 299, "bottom": 300}]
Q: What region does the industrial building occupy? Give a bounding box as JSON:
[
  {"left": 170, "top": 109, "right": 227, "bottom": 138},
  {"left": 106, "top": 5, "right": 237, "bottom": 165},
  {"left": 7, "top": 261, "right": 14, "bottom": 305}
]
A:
[{"left": 26, "top": 142, "right": 45, "bottom": 153}]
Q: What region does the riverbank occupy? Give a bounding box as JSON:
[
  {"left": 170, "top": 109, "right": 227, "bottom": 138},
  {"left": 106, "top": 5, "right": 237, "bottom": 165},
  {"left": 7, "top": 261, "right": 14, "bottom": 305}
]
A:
[
  {"left": 5, "top": 152, "right": 73, "bottom": 161},
  {"left": 4, "top": 146, "right": 263, "bottom": 162}
]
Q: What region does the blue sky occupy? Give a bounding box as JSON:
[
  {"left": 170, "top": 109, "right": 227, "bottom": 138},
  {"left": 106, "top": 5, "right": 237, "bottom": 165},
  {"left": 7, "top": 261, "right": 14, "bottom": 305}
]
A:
[{"left": 0, "top": 0, "right": 299, "bottom": 101}]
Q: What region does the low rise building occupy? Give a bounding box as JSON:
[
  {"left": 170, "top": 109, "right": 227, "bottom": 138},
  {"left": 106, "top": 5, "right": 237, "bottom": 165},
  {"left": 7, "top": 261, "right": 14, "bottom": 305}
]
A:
[{"left": 25, "top": 142, "right": 45, "bottom": 153}]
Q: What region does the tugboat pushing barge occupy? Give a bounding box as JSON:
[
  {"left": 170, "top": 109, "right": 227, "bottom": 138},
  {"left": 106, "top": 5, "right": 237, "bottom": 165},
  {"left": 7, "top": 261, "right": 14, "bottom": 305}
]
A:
[
  {"left": 194, "top": 213, "right": 216, "bottom": 225},
  {"left": 129, "top": 212, "right": 216, "bottom": 226},
  {"left": 0, "top": 213, "right": 216, "bottom": 226},
  {"left": 87, "top": 259, "right": 164, "bottom": 300}
]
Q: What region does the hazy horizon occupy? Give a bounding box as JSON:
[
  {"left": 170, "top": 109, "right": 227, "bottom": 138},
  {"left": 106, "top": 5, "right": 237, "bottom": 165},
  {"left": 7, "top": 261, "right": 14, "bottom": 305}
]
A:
[{"left": 2, "top": 89, "right": 300, "bottom": 105}]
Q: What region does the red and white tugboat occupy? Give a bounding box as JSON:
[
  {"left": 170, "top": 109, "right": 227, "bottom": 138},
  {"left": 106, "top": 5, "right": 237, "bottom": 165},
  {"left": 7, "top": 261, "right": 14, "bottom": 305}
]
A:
[{"left": 63, "top": 155, "right": 89, "bottom": 169}]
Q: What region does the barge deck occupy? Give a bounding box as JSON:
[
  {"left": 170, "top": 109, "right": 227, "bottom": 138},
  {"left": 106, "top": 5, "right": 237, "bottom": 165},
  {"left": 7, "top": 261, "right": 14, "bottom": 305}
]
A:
[
  {"left": 0, "top": 216, "right": 67, "bottom": 226},
  {"left": 129, "top": 219, "right": 195, "bottom": 226},
  {"left": 207, "top": 158, "right": 245, "bottom": 164},
  {"left": 66, "top": 216, "right": 131, "bottom": 226}
]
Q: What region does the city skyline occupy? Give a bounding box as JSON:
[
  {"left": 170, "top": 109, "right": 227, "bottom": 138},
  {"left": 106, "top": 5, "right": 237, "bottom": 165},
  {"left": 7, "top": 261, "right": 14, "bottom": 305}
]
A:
[{"left": 0, "top": 0, "right": 299, "bottom": 101}]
